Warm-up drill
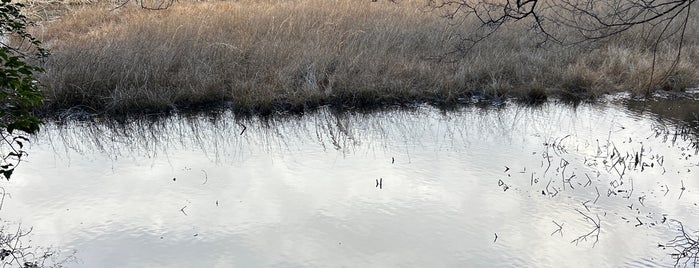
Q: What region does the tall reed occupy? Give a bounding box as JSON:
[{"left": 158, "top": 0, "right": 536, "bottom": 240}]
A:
[{"left": 33, "top": 0, "right": 699, "bottom": 115}]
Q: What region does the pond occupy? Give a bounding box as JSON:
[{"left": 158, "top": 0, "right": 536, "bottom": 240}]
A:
[{"left": 3, "top": 97, "right": 699, "bottom": 267}]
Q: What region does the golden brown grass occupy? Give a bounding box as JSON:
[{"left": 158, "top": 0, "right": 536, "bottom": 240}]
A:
[{"left": 30, "top": 0, "right": 699, "bottom": 115}]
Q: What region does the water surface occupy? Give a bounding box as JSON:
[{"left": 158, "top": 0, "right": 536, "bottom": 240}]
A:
[{"left": 4, "top": 100, "right": 699, "bottom": 267}]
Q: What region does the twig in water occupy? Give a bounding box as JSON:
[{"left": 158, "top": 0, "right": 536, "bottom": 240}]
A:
[
  {"left": 571, "top": 209, "right": 601, "bottom": 247},
  {"left": 201, "top": 169, "right": 208, "bottom": 185},
  {"left": 498, "top": 179, "right": 510, "bottom": 192},
  {"left": 582, "top": 201, "right": 591, "bottom": 212},
  {"left": 609, "top": 158, "right": 625, "bottom": 179},
  {"left": 543, "top": 150, "right": 552, "bottom": 176},
  {"left": 583, "top": 173, "right": 592, "bottom": 188},
  {"left": 666, "top": 219, "right": 699, "bottom": 267},
  {"left": 551, "top": 221, "right": 564, "bottom": 237},
  {"left": 545, "top": 179, "right": 552, "bottom": 196},
  {"left": 564, "top": 174, "right": 576, "bottom": 190},
  {"left": 237, "top": 122, "right": 247, "bottom": 135},
  {"left": 679, "top": 180, "right": 686, "bottom": 200},
  {"left": 560, "top": 159, "right": 570, "bottom": 190},
  {"left": 625, "top": 177, "right": 634, "bottom": 199},
  {"left": 0, "top": 187, "right": 7, "bottom": 211},
  {"left": 180, "top": 206, "right": 188, "bottom": 216}
]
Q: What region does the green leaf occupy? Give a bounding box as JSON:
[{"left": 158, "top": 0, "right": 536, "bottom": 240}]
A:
[{"left": 0, "top": 0, "right": 47, "bottom": 136}]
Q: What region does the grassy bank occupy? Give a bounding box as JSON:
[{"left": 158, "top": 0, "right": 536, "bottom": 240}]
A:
[{"left": 30, "top": 0, "right": 699, "bottom": 116}]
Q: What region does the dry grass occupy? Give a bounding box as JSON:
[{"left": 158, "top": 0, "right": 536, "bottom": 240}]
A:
[{"left": 29, "top": 0, "right": 699, "bottom": 115}]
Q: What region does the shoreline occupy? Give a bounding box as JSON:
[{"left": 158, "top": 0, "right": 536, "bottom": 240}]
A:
[{"left": 33, "top": 89, "right": 699, "bottom": 122}]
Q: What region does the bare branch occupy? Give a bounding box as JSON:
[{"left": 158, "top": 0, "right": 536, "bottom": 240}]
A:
[
  {"left": 427, "top": 0, "right": 697, "bottom": 89},
  {"left": 571, "top": 209, "right": 601, "bottom": 247}
]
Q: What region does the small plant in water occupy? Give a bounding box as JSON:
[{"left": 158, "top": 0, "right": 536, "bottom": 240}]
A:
[
  {"left": 0, "top": 222, "right": 76, "bottom": 268},
  {"left": 665, "top": 220, "right": 699, "bottom": 268}
]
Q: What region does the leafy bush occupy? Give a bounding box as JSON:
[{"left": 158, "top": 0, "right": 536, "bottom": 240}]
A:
[{"left": 0, "top": 0, "right": 48, "bottom": 180}]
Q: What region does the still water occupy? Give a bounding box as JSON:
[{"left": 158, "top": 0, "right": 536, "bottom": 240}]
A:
[{"left": 4, "top": 99, "right": 699, "bottom": 267}]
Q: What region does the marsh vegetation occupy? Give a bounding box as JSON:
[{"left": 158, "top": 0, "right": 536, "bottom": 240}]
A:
[{"left": 20, "top": 0, "right": 699, "bottom": 116}]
